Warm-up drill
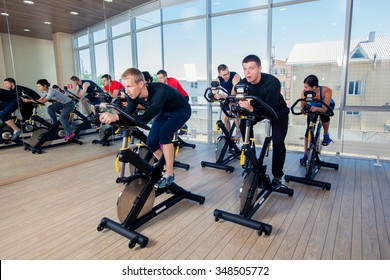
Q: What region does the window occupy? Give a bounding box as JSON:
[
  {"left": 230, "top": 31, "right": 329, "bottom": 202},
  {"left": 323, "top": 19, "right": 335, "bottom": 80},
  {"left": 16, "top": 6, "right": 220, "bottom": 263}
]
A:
[
  {"left": 77, "top": 34, "right": 89, "bottom": 47},
  {"left": 78, "top": 48, "right": 92, "bottom": 80},
  {"left": 192, "top": 110, "right": 198, "bottom": 116},
  {"left": 94, "top": 42, "right": 109, "bottom": 83},
  {"left": 281, "top": 81, "right": 285, "bottom": 88},
  {"left": 191, "top": 96, "right": 198, "bottom": 104},
  {"left": 162, "top": 0, "right": 205, "bottom": 22},
  {"left": 280, "top": 68, "right": 286, "bottom": 75},
  {"left": 211, "top": 0, "right": 267, "bottom": 14},
  {"left": 273, "top": 68, "right": 278, "bottom": 76},
  {"left": 111, "top": 21, "right": 130, "bottom": 37},
  {"left": 113, "top": 36, "right": 132, "bottom": 80},
  {"left": 212, "top": 9, "right": 268, "bottom": 77},
  {"left": 137, "top": 27, "right": 162, "bottom": 75},
  {"left": 163, "top": 19, "right": 206, "bottom": 97},
  {"left": 135, "top": 10, "right": 160, "bottom": 30},
  {"left": 93, "top": 29, "right": 106, "bottom": 43},
  {"left": 348, "top": 80, "right": 361, "bottom": 95}
]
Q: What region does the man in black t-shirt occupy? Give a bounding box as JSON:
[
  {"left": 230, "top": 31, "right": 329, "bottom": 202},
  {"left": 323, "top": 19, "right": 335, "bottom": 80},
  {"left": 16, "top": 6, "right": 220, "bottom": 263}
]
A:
[
  {"left": 99, "top": 68, "right": 191, "bottom": 188},
  {"left": 237, "top": 55, "right": 290, "bottom": 187}
]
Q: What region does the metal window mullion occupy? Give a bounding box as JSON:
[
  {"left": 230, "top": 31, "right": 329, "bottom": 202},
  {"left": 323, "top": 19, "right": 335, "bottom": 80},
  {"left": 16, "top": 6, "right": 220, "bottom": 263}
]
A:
[
  {"left": 337, "top": 0, "right": 354, "bottom": 141},
  {"left": 131, "top": 16, "right": 138, "bottom": 68},
  {"left": 160, "top": 7, "right": 165, "bottom": 69},
  {"left": 106, "top": 20, "right": 115, "bottom": 78},
  {"left": 206, "top": 0, "right": 212, "bottom": 144}
]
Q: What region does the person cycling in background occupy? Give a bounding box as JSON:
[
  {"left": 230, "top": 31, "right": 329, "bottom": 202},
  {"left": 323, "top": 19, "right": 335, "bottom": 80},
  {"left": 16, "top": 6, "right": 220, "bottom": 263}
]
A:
[
  {"left": 300, "top": 74, "right": 335, "bottom": 166},
  {"left": 142, "top": 71, "right": 154, "bottom": 83},
  {"left": 1, "top": 78, "right": 41, "bottom": 140},
  {"left": 22, "top": 79, "right": 76, "bottom": 141},
  {"left": 156, "top": 69, "right": 189, "bottom": 102},
  {"left": 215, "top": 64, "right": 241, "bottom": 139},
  {"left": 101, "top": 74, "right": 124, "bottom": 99},
  {"left": 70, "top": 75, "right": 103, "bottom": 120}
]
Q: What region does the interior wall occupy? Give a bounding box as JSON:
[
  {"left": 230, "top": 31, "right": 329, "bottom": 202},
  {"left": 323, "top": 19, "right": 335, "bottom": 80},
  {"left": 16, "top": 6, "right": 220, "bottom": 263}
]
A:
[{"left": 1, "top": 33, "right": 57, "bottom": 90}]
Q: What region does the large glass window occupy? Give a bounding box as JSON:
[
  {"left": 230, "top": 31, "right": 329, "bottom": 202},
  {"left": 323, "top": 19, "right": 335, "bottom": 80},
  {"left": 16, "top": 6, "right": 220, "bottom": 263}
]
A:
[
  {"left": 163, "top": 19, "right": 207, "bottom": 85},
  {"left": 211, "top": 0, "right": 267, "bottom": 14},
  {"left": 212, "top": 9, "right": 268, "bottom": 78},
  {"left": 93, "top": 29, "right": 106, "bottom": 43},
  {"left": 78, "top": 48, "right": 92, "bottom": 80},
  {"left": 113, "top": 36, "right": 132, "bottom": 80},
  {"left": 341, "top": 0, "right": 390, "bottom": 154},
  {"left": 346, "top": 0, "right": 390, "bottom": 107},
  {"left": 135, "top": 10, "right": 160, "bottom": 29},
  {"left": 77, "top": 34, "right": 89, "bottom": 48},
  {"left": 111, "top": 21, "right": 130, "bottom": 37},
  {"left": 136, "top": 27, "right": 162, "bottom": 75},
  {"left": 162, "top": 0, "right": 206, "bottom": 22},
  {"left": 94, "top": 42, "right": 109, "bottom": 83},
  {"left": 273, "top": 0, "right": 346, "bottom": 148}
]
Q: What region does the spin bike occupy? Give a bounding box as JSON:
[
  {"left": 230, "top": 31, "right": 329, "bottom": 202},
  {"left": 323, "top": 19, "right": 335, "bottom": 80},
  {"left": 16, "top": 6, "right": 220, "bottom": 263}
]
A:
[
  {"left": 200, "top": 82, "right": 241, "bottom": 172},
  {"left": 96, "top": 104, "right": 205, "bottom": 248},
  {"left": 213, "top": 91, "right": 294, "bottom": 236},
  {"left": 284, "top": 91, "right": 339, "bottom": 190},
  {"left": 23, "top": 96, "right": 83, "bottom": 154},
  {"left": 0, "top": 91, "right": 39, "bottom": 148}
]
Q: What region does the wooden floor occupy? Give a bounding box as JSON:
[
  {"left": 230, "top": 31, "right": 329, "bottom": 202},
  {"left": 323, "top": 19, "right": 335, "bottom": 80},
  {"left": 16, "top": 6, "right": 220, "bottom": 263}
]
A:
[{"left": 0, "top": 139, "right": 389, "bottom": 260}]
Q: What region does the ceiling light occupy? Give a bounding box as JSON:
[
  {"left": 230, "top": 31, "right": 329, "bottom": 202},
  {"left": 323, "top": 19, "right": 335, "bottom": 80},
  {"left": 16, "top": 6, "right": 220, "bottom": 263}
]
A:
[
  {"left": 70, "top": 11, "right": 79, "bottom": 15},
  {"left": 1, "top": 12, "right": 9, "bottom": 16},
  {"left": 24, "top": 28, "right": 30, "bottom": 32},
  {"left": 23, "top": 1, "right": 35, "bottom": 4},
  {"left": 104, "top": 0, "right": 113, "bottom": 3},
  {"left": 44, "top": 21, "right": 51, "bottom": 25}
]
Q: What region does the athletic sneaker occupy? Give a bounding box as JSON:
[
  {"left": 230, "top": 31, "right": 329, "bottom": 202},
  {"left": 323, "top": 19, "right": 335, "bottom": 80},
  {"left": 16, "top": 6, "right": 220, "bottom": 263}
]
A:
[
  {"left": 64, "top": 132, "right": 75, "bottom": 141},
  {"left": 11, "top": 130, "right": 22, "bottom": 141},
  {"left": 271, "top": 177, "right": 284, "bottom": 188},
  {"left": 155, "top": 174, "right": 175, "bottom": 188},
  {"left": 300, "top": 153, "right": 307, "bottom": 166},
  {"left": 322, "top": 133, "right": 333, "bottom": 146}
]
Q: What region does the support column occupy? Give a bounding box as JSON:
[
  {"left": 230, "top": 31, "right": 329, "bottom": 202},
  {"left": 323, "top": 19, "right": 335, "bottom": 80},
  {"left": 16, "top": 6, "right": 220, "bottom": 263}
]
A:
[{"left": 52, "top": 32, "right": 75, "bottom": 88}]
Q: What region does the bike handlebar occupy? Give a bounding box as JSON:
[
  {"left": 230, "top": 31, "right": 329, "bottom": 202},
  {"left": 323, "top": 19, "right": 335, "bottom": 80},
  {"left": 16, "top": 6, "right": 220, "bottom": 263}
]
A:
[
  {"left": 21, "top": 90, "right": 45, "bottom": 106},
  {"left": 203, "top": 85, "right": 229, "bottom": 103},
  {"left": 94, "top": 103, "right": 150, "bottom": 131},
  {"left": 222, "top": 94, "right": 278, "bottom": 121},
  {"left": 290, "top": 94, "right": 334, "bottom": 117}
]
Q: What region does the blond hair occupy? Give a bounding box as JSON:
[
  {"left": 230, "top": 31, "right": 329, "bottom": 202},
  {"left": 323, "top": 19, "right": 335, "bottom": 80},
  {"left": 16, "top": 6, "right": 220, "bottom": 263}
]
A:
[{"left": 121, "top": 68, "right": 145, "bottom": 83}]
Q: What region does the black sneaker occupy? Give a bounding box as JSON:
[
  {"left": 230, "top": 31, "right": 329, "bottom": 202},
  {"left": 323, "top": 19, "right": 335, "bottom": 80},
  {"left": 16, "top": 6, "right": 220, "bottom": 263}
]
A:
[{"left": 271, "top": 178, "right": 283, "bottom": 187}]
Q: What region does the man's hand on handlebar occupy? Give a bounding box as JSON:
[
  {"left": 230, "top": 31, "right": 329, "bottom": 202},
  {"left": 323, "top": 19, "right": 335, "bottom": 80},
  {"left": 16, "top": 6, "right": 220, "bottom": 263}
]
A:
[
  {"left": 238, "top": 99, "right": 253, "bottom": 112},
  {"left": 99, "top": 112, "right": 119, "bottom": 124}
]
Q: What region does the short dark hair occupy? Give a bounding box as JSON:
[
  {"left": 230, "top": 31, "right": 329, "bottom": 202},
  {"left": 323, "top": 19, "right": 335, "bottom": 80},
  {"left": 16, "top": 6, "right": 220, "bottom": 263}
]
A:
[
  {"left": 101, "top": 74, "right": 112, "bottom": 80},
  {"left": 70, "top": 76, "right": 80, "bottom": 82},
  {"left": 156, "top": 70, "right": 168, "bottom": 77},
  {"left": 142, "top": 71, "right": 153, "bottom": 83},
  {"left": 37, "top": 79, "right": 50, "bottom": 87},
  {"left": 242, "top": 54, "right": 261, "bottom": 67},
  {"left": 303, "top": 75, "right": 319, "bottom": 87},
  {"left": 4, "top": 78, "right": 16, "bottom": 84},
  {"left": 217, "top": 64, "right": 228, "bottom": 72}
]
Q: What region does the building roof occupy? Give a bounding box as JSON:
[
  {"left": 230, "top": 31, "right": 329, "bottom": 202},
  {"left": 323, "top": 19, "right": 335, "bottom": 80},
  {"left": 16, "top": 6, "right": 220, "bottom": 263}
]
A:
[{"left": 286, "top": 35, "right": 390, "bottom": 65}]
